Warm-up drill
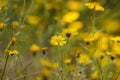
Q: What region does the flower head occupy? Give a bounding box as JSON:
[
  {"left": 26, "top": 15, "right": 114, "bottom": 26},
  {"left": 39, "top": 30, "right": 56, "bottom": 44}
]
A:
[
  {"left": 50, "top": 35, "right": 67, "bottom": 46},
  {"left": 7, "top": 50, "right": 19, "bottom": 55},
  {"left": 85, "top": 2, "right": 104, "bottom": 11},
  {"left": 30, "top": 44, "right": 40, "bottom": 54},
  {"left": 61, "top": 11, "right": 80, "bottom": 23}
]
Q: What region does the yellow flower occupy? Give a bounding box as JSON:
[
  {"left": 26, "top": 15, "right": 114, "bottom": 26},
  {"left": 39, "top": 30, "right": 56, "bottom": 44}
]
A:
[
  {"left": 77, "top": 54, "right": 90, "bottom": 64},
  {"left": 12, "top": 21, "right": 19, "bottom": 29},
  {"left": 12, "top": 37, "right": 17, "bottom": 44},
  {"left": 7, "top": 50, "right": 19, "bottom": 55},
  {"left": 69, "top": 21, "right": 83, "bottom": 30},
  {"left": 27, "top": 15, "right": 40, "bottom": 25},
  {"left": 41, "top": 47, "right": 48, "bottom": 54},
  {"left": 104, "top": 20, "right": 120, "bottom": 32},
  {"left": 0, "top": 22, "right": 5, "bottom": 30},
  {"left": 110, "top": 36, "right": 120, "bottom": 42},
  {"left": 67, "top": 1, "right": 82, "bottom": 11},
  {"left": 64, "top": 58, "right": 71, "bottom": 65},
  {"left": 41, "top": 69, "right": 51, "bottom": 77},
  {"left": 50, "top": 35, "right": 66, "bottom": 46},
  {"left": 100, "top": 56, "right": 111, "bottom": 67},
  {"left": 93, "top": 49, "right": 105, "bottom": 58},
  {"left": 61, "top": 11, "right": 80, "bottom": 23},
  {"left": 30, "top": 44, "right": 40, "bottom": 53},
  {"left": 111, "top": 41, "right": 120, "bottom": 55},
  {"left": 97, "top": 36, "right": 109, "bottom": 51},
  {"left": 40, "top": 59, "right": 59, "bottom": 69},
  {"left": 85, "top": 2, "right": 104, "bottom": 11},
  {"left": 92, "top": 70, "right": 98, "bottom": 79},
  {"left": 61, "top": 28, "right": 78, "bottom": 38}
]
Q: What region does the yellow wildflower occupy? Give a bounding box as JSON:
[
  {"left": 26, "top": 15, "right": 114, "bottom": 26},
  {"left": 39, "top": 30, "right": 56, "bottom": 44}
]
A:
[
  {"left": 100, "top": 56, "right": 111, "bottom": 67},
  {"left": 67, "top": 1, "right": 82, "bottom": 11},
  {"left": 40, "top": 59, "right": 59, "bottom": 69},
  {"left": 50, "top": 35, "right": 66, "bottom": 46},
  {"left": 111, "top": 41, "right": 120, "bottom": 55},
  {"left": 0, "top": 22, "right": 5, "bottom": 30},
  {"left": 61, "top": 11, "right": 80, "bottom": 23},
  {"left": 12, "top": 37, "right": 17, "bottom": 44},
  {"left": 85, "top": 2, "right": 104, "bottom": 11},
  {"left": 27, "top": 15, "right": 40, "bottom": 25},
  {"left": 110, "top": 36, "right": 120, "bottom": 42},
  {"left": 92, "top": 70, "right": 98, "bottom": 79},
  {"left": 41, "top": 69, "right": 51, "bottom": 77},
  {"left": 61, "top": 28, "right": 78, "bottom": 38},
  {"left": 104, "top": 20, "right": 120, "bottom": 32},
  {"left": 41, "top": 47, "right": 48, "bottom": 54},
  {"left": 93, "top": 49, "right": 105, "bottom": 58},
  {"left": 64, "top": 58, "right": 71, "bottom": 65},
  {"left": 69, "top": 21, "right": 83, "bottom": 30},
  {"left": 30, "top": 44, "right": 40, "bottom": 53},
  {"left": 7, "top": 50, "right": 19, "bottom": 55},
  {"left": 97, "top": 36, "right": 109, "bottom": 51},
  {"left": 12, "top": 21, "right": 19, "bottom": 29},
  {"left": 77, "top": 54, "right": 90, "bottom": 64}
]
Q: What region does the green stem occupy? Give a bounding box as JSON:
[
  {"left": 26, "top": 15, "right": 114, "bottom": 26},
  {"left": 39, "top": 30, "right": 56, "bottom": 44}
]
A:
[
  {"left": 96, "top": 59, "right": 103, "bottom": 80},
  {"left": 1, "top": 54, "right": 9, "bottom": 80},
  {"left": 1, "top": 37, "right": 13, "bottom": 80}
]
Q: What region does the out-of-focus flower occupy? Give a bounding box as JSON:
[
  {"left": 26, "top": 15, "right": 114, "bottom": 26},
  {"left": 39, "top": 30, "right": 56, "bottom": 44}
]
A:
[
  {"left": 111, "top": 41, "right": 120, "bottom": 55},
  {"left": 92, "top": 70, "right": 98, "bottom": 79},
  {"left": 67, "top": 1, "right": 82, "bottom": 11},
  {"left": 77, "top": 54, "right": 90, "bottom": 64},
  {"left": 104, "top": 20, "right": 120, "bottom": 32},
  {"left": 69, "top": 21, "right": 83, "bottom": 30},
  {"left": 12, "top": 21, "right": 19, "bottom": 29},
  {"left": 110, "top": 36, "right": 120, "bottom": 42},
  {"left": 40, "top": 59, "right": 59, "bottom": 69},
  {"left": 100, "top": 56, "right": 111, "bottom": 67},
  {"left": 61, "top": 28, "right": 78, "bottom": 38},
  {"left": 97, "top": 36, "right": 109, "bottom": 51},
  {"left": 7, "top": 50, "right": 19, "bottom": 55},
  {"left": 85, "top": 2, "right": 104, "bottom": 11},
  {"left": 27, "top": 15, "right": 40, "bottom": 25},
  {"left": 106, "top": 51, "right": 116, "bottom": 60},
  {"left": 30, "top": 44, "right": 40, "bottom": 54},
  {"left": 41, "top": 47, "right": 48, "bottom": 54},
  {"left": 93, "top": 49, "right": 105, "bottom": 58},
  {"left": 12, "top": 37, "right": 17, "bottom": 44},
  {"left": 50, "top": 35, "right": 66, "bottom": 46},
  {"left": 41, "top": 69, "right": 51, "bottom": 78},
  {"left": 64, "top": 58, "right": 71, "bottom": 65},
  {"left": 0, "top": 23, "right": 5, "bottom": 30},
  {"left": 61, "top": 11, "right": 80, "bottom": 23}
]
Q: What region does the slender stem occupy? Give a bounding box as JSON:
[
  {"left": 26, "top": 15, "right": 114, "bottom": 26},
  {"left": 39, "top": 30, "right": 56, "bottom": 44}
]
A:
[
  {"left": 1, "top": 37, "right": 13, "bottom": 80},
  {"left": 57, "top": 46, "right": 64, "bottom": 80},
  {"left": 1, "top": 54, "right": 9, "bottom": 80},
  {"left": 95, "top": 59, "right": 103, "bottom": 80}
]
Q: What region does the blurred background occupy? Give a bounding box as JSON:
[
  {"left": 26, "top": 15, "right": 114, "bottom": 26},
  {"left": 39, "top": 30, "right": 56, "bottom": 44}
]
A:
[{"left": 0, "top": 0, "right": 120, "bottom": 80}]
